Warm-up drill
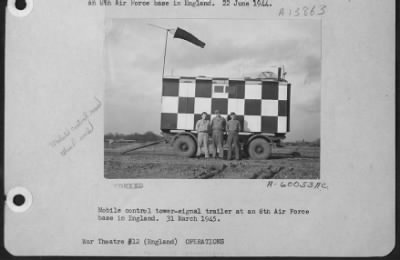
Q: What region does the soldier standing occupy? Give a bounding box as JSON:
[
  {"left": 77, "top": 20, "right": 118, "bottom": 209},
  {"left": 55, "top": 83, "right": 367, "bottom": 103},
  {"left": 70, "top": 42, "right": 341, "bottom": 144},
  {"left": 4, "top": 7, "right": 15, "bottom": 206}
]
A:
[
  {"left": 226, "top": 112, "right": 241, "bottom": 160},
  {"left": 210, "top": 109, "right": 226, "bottom": 159},
  {"left": 195, "top": 112, "right": 210, "bottom": 158}
]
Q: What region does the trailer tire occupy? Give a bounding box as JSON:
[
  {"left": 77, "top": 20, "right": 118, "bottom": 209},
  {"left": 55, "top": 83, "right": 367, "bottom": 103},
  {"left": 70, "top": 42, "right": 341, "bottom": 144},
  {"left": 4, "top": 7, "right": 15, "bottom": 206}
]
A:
[
  {"left": 248, "top": 138, "right": 271, "bottom": 160},
  {"left": 173, "top": 135, "right": 197, "bottom": 157}
]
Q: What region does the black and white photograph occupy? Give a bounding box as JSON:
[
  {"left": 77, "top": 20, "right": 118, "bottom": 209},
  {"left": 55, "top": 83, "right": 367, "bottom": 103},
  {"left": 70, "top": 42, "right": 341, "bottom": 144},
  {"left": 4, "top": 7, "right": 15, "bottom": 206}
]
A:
[
  {"left": 3, "top": 0, "right": 395, "bottom": 257},
  {"left": 104, "top": 19, "right": 321, "bottom": 179}
]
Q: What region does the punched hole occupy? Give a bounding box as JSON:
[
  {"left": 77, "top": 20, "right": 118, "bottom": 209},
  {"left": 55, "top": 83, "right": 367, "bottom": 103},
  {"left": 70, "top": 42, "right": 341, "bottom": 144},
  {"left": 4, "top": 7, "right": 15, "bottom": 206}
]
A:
[
  {"left": 15, "top": 0, "right": 27, "bottom": 10},
  {"left": 13, "top": 194, "right": 25, "bottom": 206}
]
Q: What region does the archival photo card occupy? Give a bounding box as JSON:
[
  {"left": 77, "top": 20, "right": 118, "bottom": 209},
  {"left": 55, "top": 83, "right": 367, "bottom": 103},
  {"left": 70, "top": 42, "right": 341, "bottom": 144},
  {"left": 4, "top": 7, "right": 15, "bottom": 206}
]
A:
[
  {"left": 3, "top": 0, "right": 395, "bottom": 257},
  {"left": 104, "top": 19, "right": 321, "bottom": 179}
]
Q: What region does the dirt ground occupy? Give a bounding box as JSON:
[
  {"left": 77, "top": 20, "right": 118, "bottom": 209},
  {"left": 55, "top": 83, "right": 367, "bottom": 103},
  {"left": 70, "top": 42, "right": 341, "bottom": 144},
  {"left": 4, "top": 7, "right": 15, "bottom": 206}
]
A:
[{"left": 104, "top": 142, "right": 320, "bottom": 179}]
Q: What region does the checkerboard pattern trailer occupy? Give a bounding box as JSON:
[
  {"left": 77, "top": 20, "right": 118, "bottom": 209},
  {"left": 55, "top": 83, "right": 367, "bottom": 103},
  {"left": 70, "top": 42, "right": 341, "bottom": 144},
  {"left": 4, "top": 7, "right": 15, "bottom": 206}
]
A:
[{"left": 160, "top": 76, "right": 291, "bottom": 134}]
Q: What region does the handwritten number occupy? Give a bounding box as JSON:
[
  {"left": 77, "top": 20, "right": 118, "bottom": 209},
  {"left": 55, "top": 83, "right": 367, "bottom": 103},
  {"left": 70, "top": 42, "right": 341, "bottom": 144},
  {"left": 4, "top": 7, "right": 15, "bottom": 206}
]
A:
[
  {"left": 319, "top": 5, "right": 327, "bottom": 15},
  {"left": 310, "top": 6, "right": 315, "bottom": 16},
  {"left": 303, "top": 6, "right": 308, "bottom": 16},
  {"left": 279, "top": 5, "right": 327, "bottom": 16}
]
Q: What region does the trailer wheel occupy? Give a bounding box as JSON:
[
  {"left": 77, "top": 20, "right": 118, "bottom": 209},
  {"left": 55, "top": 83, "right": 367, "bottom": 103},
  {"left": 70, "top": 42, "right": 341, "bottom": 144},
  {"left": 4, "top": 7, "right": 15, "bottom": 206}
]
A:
[
  {"left": 248, "top": 138, "right": 271, "bottom": 160},
  {"left": 173, "top": 135, "right": 197, "bottom": 157}
]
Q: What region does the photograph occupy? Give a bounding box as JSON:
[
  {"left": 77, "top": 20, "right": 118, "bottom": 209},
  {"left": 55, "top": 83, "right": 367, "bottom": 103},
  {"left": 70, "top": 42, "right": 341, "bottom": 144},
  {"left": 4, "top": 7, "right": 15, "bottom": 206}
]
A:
[
  {"left": 3, "top": 1, "right": 395, "bottom": 257},
  {"left": 104, "top": 19, "right": 321, "bottom": 179}
]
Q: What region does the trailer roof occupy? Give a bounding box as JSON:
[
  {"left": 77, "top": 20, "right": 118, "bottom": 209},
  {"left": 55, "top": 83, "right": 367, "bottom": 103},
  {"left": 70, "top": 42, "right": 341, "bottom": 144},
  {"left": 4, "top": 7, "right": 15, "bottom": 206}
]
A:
[{"left": 163, "top": 75, "right": 288, "bottom": 82}]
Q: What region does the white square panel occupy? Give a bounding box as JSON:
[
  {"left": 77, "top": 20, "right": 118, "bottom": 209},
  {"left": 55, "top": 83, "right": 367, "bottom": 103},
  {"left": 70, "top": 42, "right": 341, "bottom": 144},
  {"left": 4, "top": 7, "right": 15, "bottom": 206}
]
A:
[
  {"left": 261, "top": 100, "right": 278, "bottom": 116},
  {"left": 161, "top": 96, "right": 178, "bottom": 113},
  {"left": 279, "top": 84, "right": 287, "bottom": 100},
  {"left": 179, "top": 79, "right": 196, "bottom": 97},
  {"left": 245, "top": 81, "right": 262, "bottom": 99},
  {"left": 277, "top": 116, "right": 287, "bottom": 133},
  {"left": 177, "top": 114, "right": 195, "bottom": 130},
  {"left": 194, "top": 98, "right": 212, "bottom": 114},
  {"left": 228, "top": 99, "right": 244, "bottom": 115},
  {"left": 243, "top": 115, "right": 261, "bottom": 132}
]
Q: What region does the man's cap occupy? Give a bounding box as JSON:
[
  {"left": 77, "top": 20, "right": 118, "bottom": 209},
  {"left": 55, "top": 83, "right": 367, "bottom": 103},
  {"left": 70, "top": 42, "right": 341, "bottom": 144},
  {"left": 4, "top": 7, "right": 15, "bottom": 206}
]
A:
[
  {"left": 230, "top": 112, "right": 236, "bottom": 116},
  {"left": 214, "top": 109, "right": 220, "bottom": 114}
]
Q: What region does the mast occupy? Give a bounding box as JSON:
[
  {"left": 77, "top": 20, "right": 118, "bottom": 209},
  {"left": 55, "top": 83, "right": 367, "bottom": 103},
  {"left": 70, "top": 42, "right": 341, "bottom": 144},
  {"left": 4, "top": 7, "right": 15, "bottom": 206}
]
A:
[
  {"left": 162, "top": 29, "right": 169, "bottom": 78},
  {"left": 148, "top": 24, "right": 172, "bottom": 79}
]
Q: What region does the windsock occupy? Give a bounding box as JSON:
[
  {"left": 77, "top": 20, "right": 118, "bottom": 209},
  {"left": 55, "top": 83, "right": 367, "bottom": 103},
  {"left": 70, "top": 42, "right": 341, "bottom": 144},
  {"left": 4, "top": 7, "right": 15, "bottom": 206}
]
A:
[{"left": 172, "top": 27, "right": 206, "bottom": 48}]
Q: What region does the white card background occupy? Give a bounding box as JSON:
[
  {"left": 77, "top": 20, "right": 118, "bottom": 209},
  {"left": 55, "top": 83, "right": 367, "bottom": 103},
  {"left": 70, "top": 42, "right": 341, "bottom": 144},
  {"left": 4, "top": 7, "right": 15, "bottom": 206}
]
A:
[{"left": 4, "top": 0, "right": 395, "bottom": 256}]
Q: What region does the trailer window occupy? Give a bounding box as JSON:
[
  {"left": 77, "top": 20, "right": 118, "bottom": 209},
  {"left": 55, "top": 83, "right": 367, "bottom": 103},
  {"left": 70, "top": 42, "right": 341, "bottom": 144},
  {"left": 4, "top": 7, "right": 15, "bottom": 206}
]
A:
[
  {"left": 214, "top": 85, "right": 224, "bottom": 93},
  {"left": 226, "top": 86, "right": 236, "bottom": 94}
]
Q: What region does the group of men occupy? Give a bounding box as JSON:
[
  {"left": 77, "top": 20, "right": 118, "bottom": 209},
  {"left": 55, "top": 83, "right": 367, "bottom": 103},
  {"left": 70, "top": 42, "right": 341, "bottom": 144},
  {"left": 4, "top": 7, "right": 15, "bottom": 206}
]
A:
[{"left": 195, "top": 109, "right": 241, "bottom": 160}]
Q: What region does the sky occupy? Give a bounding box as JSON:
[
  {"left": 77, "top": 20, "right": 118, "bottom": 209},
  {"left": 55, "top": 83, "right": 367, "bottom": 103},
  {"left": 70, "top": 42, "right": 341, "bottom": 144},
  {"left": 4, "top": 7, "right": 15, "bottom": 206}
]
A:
[{"left": 104, "top": 19, "right": 321, "bottom": 142}]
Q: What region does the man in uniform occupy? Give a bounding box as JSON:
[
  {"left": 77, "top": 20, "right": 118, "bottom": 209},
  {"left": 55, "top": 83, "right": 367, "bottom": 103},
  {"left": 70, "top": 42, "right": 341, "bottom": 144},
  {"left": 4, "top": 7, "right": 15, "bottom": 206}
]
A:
[
  {"left": 210, "top": 109, "right": 226, "bottom": 159},
  {"left": 195, "top": 112, "right": 210, "bottom": 158},
  {"left": 226, "top": 112, "right": 241, "bottom": 160}
]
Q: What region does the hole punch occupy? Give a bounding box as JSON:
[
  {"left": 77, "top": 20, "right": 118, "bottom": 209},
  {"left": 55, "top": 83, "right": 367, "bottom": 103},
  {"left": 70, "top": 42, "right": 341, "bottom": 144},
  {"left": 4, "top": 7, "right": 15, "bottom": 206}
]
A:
[
  {"left": 15, "top": 0, "right": 27, "bottom": 10},
  {"left": 13, "top": 194, "right": 26, "bottom": 206},
  {"left": 8, "top": 0, "right": 33, "bottom": 17},
  {"left": 6, "top": 187, "right": 32, "bottom": 213}
]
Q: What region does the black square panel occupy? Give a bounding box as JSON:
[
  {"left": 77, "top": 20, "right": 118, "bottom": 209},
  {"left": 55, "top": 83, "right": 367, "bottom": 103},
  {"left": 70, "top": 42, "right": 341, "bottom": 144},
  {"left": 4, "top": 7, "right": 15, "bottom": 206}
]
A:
[
  {"left": 244, "top": 99, "right": 261, "bottom": 115},
  {"left": 161, "top": 113, "right": 177, "bottom": 129},
  {"left": 162, "top": 78, "right": 179, "bottom": 96},
  {"left": 211, "top": 98, "right": 228, "bottom": 114},
  {"left": 262, "top": 81, "right": 279, "bottom": 100},
  {"left": 228, "top": 80, "right": 245, "bottom": 99},
  {"left": 261, "top": 116, "right": 278, "bottom": 133},
  {"left": 278, "top": 100, "right": 287, "bottom": 116},
  {"left": 195, "top": 79, "right": 212, "bottom": 97},
  {"left": 178, "top": 97, "right": 195, "bottom": 113}
]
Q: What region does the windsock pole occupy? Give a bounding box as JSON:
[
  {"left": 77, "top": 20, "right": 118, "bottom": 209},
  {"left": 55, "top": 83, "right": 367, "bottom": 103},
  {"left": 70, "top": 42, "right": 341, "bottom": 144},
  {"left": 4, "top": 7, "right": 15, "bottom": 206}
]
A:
[
  {"left": 162, "top": 29, "right": 169, "bottom": 78},
  {"left": 148, "top": 24, "right": 172, "bottom": 78}
]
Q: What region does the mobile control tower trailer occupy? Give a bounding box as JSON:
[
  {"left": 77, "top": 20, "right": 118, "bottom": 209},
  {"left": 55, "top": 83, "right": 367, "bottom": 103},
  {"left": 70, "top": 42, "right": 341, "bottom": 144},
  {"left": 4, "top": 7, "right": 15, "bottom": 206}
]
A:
[{"left": 160, "top": 67, "right": 291, "bottom": 160}]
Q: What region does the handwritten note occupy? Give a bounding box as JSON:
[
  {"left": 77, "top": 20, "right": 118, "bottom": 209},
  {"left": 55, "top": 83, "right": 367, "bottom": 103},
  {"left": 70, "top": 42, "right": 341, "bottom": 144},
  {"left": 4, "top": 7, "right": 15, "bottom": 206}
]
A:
[
  {"left": 266, "top": 180, "right": 328, "bottom": 190},
  {"left": 49, "top": 97, "right": 102, "bottom": 157},
  {"left": 278, "top": 4, "right": 327, "bottom": 17}
]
